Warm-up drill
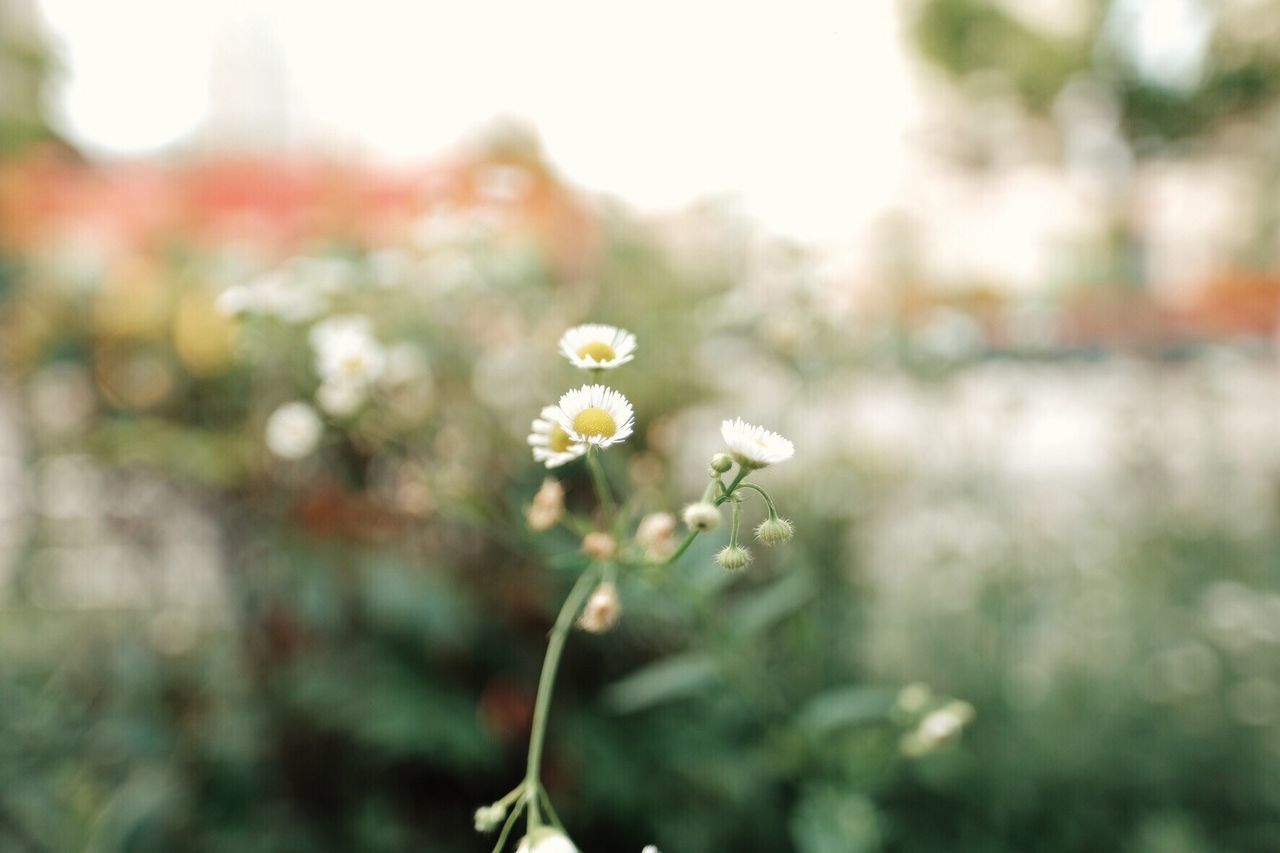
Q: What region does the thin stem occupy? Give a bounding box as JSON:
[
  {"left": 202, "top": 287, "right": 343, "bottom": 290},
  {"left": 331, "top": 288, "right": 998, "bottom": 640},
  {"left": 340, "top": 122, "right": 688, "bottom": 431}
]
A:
[
  {"left": 585, "top": 447, "right": 616, "bottom": 516},
  {"left": 538, "top": 785, "right": 567, "bottom": 833},
  {"left": 491, "top": 794, "right": 527, "bottom": 853},
  {"left": 524, "top": 565, "right": 600, "bottom": 832},
  {"left": 717, "top": 468, "right": 749, "bottom": 505},
  {"left": 665, "top": 530, "right": 700, "bottom": 565},
  {"left": 734, "top": 482, "right": 777, "bottom": 516},
  {"left": 663, "top": 466, "right": 752, "bottom": 566},
  {"left": 729, "top": 498, "right": 743, "bottom": 546}
]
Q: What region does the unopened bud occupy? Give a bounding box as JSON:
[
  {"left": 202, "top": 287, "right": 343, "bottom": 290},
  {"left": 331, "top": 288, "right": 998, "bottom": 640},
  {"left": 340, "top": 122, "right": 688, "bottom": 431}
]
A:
[
  {"left": 709, "top": 453, "right": 733, "bottom": 474},
  {"left": 755, "top": 515, "right": 794, "bottom": 546},
  {"left": 682, "top": 501, "right": 721, "bottom": 532},
  {"left": 577, "top": 581, "right": 621, "bottom": 633},
  {"left": 474, "top": 802, "right": 508, "bottom": 833},
  {"left": 526, "top": 478, "right": 565, "bottom": 532},
  {"left": 716, "top": 545, "right": 751, "bottom": 571},
  {"left": 636, "top": 512, "right": 677, "bottom": 560},
  {"left": 581, "top": 531, "right": 618, "bottom": 560}
]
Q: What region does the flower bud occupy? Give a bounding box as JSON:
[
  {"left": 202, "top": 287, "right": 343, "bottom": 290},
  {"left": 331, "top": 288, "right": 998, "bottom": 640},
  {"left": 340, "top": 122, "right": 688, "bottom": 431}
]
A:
[
  {"left": 473, "top": 802, "right": 508, "bottom": 833},
  {"left": 636, "top": 512, "right": 677, "bottom": 560},
  {"left": 716, "top": 545, "right": 751, "bottom": 571},
  {"left": 709, "top": 453, "right": 733, "bottom": 474},
  {"left": 755, "top": 515, "right": 794, "bottom": 546},
  {"left": 526, "top": 478, "right": 565, "bottom": 532},
  {"left": 577, "top": 581, "right": 621, "bottom": 633},
  {"left": 517, "top": 828, "right": 579, "bottom": 853},
  {"left": 682, "top": 501, "right": 721, "bottom": 532},
  {"left": 581, "top": 531, "right": 618, "bottom": 560}
]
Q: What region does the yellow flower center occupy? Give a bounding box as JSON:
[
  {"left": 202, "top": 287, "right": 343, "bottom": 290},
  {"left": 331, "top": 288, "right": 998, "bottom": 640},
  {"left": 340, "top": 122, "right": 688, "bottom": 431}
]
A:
[
  {"left": 549, "top": 423, "right": 573, "bottom": 454},
  {"left": 576, "top": 341, "right": 617, "bottom": 362},
  {"left": 573, "top": 407, "right": 617, "bottom": 439}
]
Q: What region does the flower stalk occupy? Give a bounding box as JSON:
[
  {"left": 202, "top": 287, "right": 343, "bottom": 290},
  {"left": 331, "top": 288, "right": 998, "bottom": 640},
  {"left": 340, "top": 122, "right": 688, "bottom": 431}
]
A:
[{"left": 523, "top": 564, "right": 600, "bottom": 833}]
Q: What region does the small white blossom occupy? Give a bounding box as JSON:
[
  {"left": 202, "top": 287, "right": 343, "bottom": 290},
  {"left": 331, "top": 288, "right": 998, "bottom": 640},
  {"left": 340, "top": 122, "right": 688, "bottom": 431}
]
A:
[
  {"left": 528, "top": 406, "right": 587, "bottom": 469},
  {"left": 553, "top": 385, "right": 635, "bottom": 449},
  {"left": 720, "top": 417, "right": 794, "bottom": 469},
  {"left": 265, "top": 402, "right": 322, "bottom": 459},
  {"left": 216, "top": 268, "right": 327, "bottom": 323},
  {"left": 559, "top": 323, "right": 637, "bottom": 370},
  {"left": 310, "top": 314, "right": 386, "bottom": 388},
  {"left": 516, "top": 829, "right": 578, "bottom": 853}
]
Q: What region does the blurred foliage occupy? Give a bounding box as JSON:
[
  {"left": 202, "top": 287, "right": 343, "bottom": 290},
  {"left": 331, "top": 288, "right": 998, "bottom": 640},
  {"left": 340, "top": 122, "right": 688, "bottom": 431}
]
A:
[{"left": 909, "top": 0, "right": 1280, "bottom": 143}]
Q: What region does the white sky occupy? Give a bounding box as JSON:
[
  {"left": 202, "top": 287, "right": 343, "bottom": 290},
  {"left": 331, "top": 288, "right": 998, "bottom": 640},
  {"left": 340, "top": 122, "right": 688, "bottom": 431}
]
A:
[{"left": 35, "top": 0, "right": 920, "bottom": 243}]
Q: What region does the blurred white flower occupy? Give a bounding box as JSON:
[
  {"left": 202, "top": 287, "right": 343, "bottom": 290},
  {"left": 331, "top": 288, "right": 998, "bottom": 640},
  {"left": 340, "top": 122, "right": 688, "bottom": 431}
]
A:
[
  {"left": 216, "top": 268, "right": 327, "bottom": 323},
  {"left": 265, "top": 402, "right": 323, "bottom": 459},
  {"left": 310, "top": 314, "right": 387, "bottom": 388},
  {"left": 581, "top": 533, "right": 618, "bottom": 561},
  {"left": 529, "top": 406, "right": 587, "bottom": 469},
  {"left": 559, "top": 324, "right": 638, "bottom": 370},
  {"left": 315, "top": 379, "right": 367, "bottom": 417},
  {"left": 636, "top": 512, "right": 678, "bottom": 560},
  {"left": 554, "top": 385, "right": 635, "bottom": 449},
  {"left": 516, "top": 829, "right": 578, "bottom": 853},
  {"left": 721, "top": 417, "right": 794, "bottom": 468},
  {"left": 901, "top": 701, "right": 974, "bottom": 757}
]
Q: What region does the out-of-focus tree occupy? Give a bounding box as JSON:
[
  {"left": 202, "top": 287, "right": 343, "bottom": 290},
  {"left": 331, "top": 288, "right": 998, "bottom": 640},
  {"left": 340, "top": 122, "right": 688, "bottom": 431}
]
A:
[
  {"left": 906, "top": 0, "right": 1280, "bottom": 282},
  {"left": 0, "top": 0, "right": 61, "bottom": 156}
]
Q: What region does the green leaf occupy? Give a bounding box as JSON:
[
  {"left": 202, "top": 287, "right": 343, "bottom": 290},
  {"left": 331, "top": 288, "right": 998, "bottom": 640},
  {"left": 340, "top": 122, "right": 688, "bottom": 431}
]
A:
[
  {"left": 604, "top": 652, "right": 719, "bottom": 714},
  {"left": 795, "top": 686, "right": 901, "bottom": 735}
]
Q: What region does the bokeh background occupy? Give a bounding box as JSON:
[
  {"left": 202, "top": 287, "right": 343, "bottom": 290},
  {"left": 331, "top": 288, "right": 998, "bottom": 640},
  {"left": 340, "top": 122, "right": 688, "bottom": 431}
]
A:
[{"left": 4, "top": 1, "right": 1280, "bottom": 851}]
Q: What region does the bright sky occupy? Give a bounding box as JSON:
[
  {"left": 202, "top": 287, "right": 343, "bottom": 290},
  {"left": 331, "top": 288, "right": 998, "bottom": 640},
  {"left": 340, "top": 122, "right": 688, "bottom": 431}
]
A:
[{"left": 36, "top": 0, "right": 920, "bottom": 243}]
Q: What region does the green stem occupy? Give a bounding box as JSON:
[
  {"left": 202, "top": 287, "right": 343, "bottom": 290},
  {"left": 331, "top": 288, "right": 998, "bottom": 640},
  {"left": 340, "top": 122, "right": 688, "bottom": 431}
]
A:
[
  {"left": 663, "top": 466, "right": 751, "bottom": 566},
  {"left": 524, "top": 565, "right": 600, "bottom": 832},
  {"left": 717, "top": 468, "right": 748, "bottom": 505},
  {"left": 729, "top": 498, "right": 743, "bottom": 547},
  {"left": 734, "top": 482, "right": 777, "bottom": 516},
  {"left": 585, "top": 447, "right": 616, "bottom": 516},
  {"left": 491, "top": 795, "right": 527, "bottom": 853},
  {"left": 666, "top": 530, "right": 700, "bottom": 565}
]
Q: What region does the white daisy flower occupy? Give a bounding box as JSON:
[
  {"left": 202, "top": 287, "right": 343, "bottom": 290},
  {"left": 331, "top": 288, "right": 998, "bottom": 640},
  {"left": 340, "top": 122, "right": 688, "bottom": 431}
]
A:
[
  {"left": 265, "top": 401, "right": 323, "bottom": 459},
  {"left": 528, "top": 406, "right": 588, "bottom": 468},
  {"left": 554, "top": 385, "right": 635, "bottom": 449},
  {"left": 310, "top": 314, "right": 387, "bottom": 388},
  {"left": 558, "top": 323, "right": 637, "bottom": 370},
  {"left": 721, "top": 417, "right": 794, "bottom": 469}
]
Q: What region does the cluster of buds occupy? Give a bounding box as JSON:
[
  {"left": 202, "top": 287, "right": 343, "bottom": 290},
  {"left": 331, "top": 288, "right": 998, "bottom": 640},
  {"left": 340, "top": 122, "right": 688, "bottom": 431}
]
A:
[{"left": 682, "top": 421, "right": 796, "bottom": 573}]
